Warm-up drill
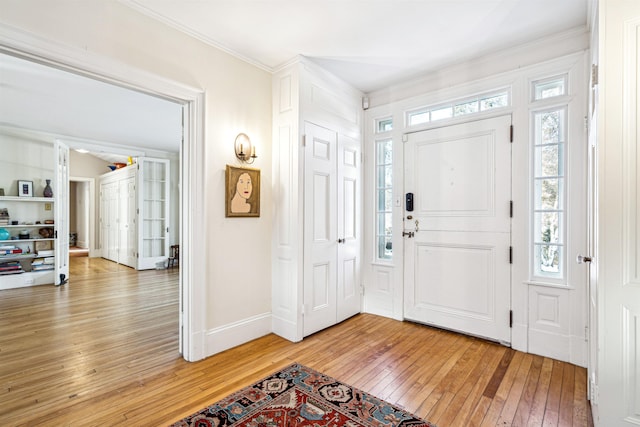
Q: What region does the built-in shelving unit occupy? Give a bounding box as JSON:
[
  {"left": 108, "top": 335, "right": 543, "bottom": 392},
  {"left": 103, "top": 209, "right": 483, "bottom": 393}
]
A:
[{"left": 0, "top": 196, "right": 56, "bottom": 289}]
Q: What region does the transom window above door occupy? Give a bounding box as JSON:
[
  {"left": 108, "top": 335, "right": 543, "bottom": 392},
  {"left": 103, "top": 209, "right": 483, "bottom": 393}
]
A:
[{"left": 406, "top": 89, "right": 510, "bottom": 127}]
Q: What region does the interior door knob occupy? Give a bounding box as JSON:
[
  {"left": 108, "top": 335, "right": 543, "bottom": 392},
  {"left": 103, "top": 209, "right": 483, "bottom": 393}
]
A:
[{"left": 576, "top": 255, "right": 593, "bottom": 264}]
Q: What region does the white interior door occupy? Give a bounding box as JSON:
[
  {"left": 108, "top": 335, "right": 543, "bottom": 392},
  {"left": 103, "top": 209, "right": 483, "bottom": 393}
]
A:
[
  {"left": 137, "top": 157, "right": 170, "bottom": 270},
  {"left": 118, "top": 176, "right": 136, "bottom": 267},
  {"left": 403, "top": 115, "right": 512, "bottom": 343},
  {"left": 303, "top": 122, "right": 338, "bottom": 336},
  {"left": 336, "top": 133, "right": 361, "bottom": 322},
  {"left": 597, "top": 2, "right": 640, "bottom": 424},
  {"left": 101, "top": 181, "right": 118, "bottom": 262},
  {"left": 54, "top": 140, "right": 69, "bottom": 286}
]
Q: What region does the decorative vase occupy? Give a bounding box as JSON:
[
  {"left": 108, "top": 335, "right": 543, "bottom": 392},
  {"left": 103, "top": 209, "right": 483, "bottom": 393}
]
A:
[{"left": 43, "top": 179, "right": 53, "bottom": 198}]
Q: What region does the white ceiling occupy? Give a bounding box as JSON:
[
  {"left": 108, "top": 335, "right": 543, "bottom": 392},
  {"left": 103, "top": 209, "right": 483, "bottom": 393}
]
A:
[
  {"left": 0, "top": 53, "right": 183, "bottom": 158},
  {"left": 0, "top": 1, "right": 589, "bottom": 154},
  {"left": 125, "top": 0, "right": 590, "bottom": 93}
]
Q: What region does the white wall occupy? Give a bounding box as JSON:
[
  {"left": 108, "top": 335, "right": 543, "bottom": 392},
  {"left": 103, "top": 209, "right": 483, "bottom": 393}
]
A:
[
  {"left": 0, "top": 133, "right": 54, "bottom": 197},
  {"left": 0, "top": 0, "right": 273, "bottom": 356}
]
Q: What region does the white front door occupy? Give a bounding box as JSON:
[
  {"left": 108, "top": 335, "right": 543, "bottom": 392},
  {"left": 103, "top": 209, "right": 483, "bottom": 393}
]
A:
[
  {"left": 54, "top": 140, "right": 69, "bottom": 286},
  {"left": 403, "top": 115, "right": 512, "bottom": 343}
]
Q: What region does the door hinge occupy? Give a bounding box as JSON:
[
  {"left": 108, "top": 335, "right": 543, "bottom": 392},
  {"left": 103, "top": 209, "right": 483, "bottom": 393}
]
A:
[
  {"left": 509, "top": 200, "right": 513, "bottom": 218},
  {"left": 54, "top": 230, "right": 58, "bottom": 239},
  {"left": 509, "top": 246, "right": 513, "bottom": 264},
  {"left": 591, "top": 64, "right": 598, "bottom": 87},
  {"left": 301, "top": 304, "right": 305, "bottom": 316},
  {"left": 510, "top": 125, "right": 514, "bottom": 143},
  {"left": 509, "top": 310, "right": 513, "bottom": 328},
  {"left": 302, "top": 135, "right": 306, "bottom": 147}
]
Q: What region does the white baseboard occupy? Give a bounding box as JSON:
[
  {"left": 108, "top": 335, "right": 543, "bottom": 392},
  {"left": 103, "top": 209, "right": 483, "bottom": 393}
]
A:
[
  {"left": 529, "top": 328, "right": 570, "bottom": 362},
  {"left": 271, "top": 315, "right": 301, "bottom": 342},
  {"left": 570, "top": 334, "right": 587, "bottom": 368},
  {"left": 205, "top": 312, "right": 272, "bottom": 356}
]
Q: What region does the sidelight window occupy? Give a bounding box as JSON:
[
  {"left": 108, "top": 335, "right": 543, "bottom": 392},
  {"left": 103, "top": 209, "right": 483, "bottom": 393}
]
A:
[
  {"left": 532, "top": 107, "right": 566, "bottom": 280},
  {"left": 376, "top": 139, "right": 393, "bottom": 260}
]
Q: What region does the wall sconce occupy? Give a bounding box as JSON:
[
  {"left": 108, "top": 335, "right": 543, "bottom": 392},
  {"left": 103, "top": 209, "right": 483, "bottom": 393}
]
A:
[{"left": 234, "top": 133, "right": 257, "bottom": 164}]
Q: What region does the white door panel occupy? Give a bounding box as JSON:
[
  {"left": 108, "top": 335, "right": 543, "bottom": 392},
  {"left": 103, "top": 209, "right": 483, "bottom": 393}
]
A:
[
  {"left": 137, "top": 157, "right": 170, "bottom": 270},
  {"left": 405, "top": 231, "right": 510, "bottom": 340},
  {"left": 304, "top": 123, "right": 361, "bottom": 336},
  {"left": 337, "top": 134, "right": 361, "bottom": 322},
  {"left": 596, "top": 2, "right": 640, "bottom": 424},
  {"left": 404, "top": 115, "right": 512, "bottom": 343},
  {"left": 304, "top": 123, "right": 337, "bottom": 336},
  {"left": 54, "top": 141, "right": 69, "bottom": 286}
]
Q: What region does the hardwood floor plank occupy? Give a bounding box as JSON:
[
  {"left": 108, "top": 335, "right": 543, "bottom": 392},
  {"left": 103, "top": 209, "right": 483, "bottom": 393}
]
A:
[
  {"left": 0, "top": 257, "right": 593, "bottom": 426},
  {"left": 496, "top": 353, "right": 534, "bottom": 426},
  {"left": 479, "top": 351, "right": 525, "bottom": 426},
  {"left": 448, "top": 344, "right": 507, "bottom": 426},
  {"left": 573, "top": 363, "right": 590, "bottom": 426},
  {"left": 512, "top": 354, "right": 544, "bottom": 426},
  {"left": 542, "top": 360, "right": 565, "bottom": 426},
  {"left": 528, "top": 357, "right": 555, "bottom": 426},
  {"left": 559, "top": 363, "right": 576, "bottom": 426}
]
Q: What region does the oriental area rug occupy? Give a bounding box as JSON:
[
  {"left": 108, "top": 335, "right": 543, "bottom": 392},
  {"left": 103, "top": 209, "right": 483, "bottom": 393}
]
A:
[{"left": 171, "top": 363, "right": 435, "bottom": 427}]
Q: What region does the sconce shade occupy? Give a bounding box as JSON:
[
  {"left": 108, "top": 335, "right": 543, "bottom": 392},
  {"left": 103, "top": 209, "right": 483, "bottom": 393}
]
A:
[{"left": 234, "top": 133, "right": 257, "bottom": 164}]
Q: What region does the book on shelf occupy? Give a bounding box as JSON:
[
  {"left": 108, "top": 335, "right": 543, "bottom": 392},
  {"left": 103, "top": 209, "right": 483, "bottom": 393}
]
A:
[
  {"left": 1, "top": 248, "right": 23, "bottom": 255},
  {"left": 37, "top": 249, "right": 54, "bottom": 257},
  {"left": 0, "top": 245, "right": 16, "bottom": 250},
  {"left": 0, "top": 269, "right": 24, "bottom": 275},
  {"left": 31, "top": 264, "right": 54, "bottom": 271},
  {"left": 32, "top": 257, "right": 54, "bottom": 266},
  {"left": 0, "top": 261, "right": 23, "bottom": 272}
]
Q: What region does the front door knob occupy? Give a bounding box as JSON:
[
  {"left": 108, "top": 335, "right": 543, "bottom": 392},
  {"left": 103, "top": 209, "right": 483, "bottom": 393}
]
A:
[{"left": 576, "top": 255, "right": 593, "bottom": 264}]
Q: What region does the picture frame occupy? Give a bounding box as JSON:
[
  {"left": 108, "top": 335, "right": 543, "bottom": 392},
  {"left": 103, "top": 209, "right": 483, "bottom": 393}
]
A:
[
  {"left": 18, "top": 180, "right": 33, "bottom": 197},
  {"left": 225, "top": 165, "right": 260, "bottom": 217}
]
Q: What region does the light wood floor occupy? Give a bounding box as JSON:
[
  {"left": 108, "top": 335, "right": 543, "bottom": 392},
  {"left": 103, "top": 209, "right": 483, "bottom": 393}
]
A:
[{"left": 0, "top": 257, "right": 593, "bottom": 426}]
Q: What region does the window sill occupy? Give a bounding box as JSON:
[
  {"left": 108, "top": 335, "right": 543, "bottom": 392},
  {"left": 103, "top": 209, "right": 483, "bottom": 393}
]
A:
[{"left": 524, "top": 280, "right": 575, "bottom": 290}]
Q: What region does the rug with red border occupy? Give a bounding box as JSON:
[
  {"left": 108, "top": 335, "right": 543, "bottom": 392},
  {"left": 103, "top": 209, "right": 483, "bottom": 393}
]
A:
[{"left": 170, "top": 363, "right": 436, "bottom": 427}]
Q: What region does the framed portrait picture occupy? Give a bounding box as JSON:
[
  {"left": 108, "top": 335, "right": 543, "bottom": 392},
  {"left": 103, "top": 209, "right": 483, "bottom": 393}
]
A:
[
  {"left": 18, "top": 180, "right": 33, "bottom": 197},
  {"left": 225, "top": 165, "right": 260, "bottom": 217}
]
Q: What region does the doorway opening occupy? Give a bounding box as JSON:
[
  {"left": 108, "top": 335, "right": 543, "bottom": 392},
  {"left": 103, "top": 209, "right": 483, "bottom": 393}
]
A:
[{"left": 0, "top": 33, "right": 206, "bottom": 360}]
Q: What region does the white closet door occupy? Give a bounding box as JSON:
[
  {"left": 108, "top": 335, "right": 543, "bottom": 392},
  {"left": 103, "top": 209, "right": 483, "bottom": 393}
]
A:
[
  {"left": 137, "top": 157, "right": 170, "bottom": 270},
  {"left": 54, "top": 141, "right": 69, "bottom": 286},
  {"left": 336, "top": 133, "right": 361, "bottom": 322},
  {"left": 303, "top": 122, "right": 338, "bottom": 336}
]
